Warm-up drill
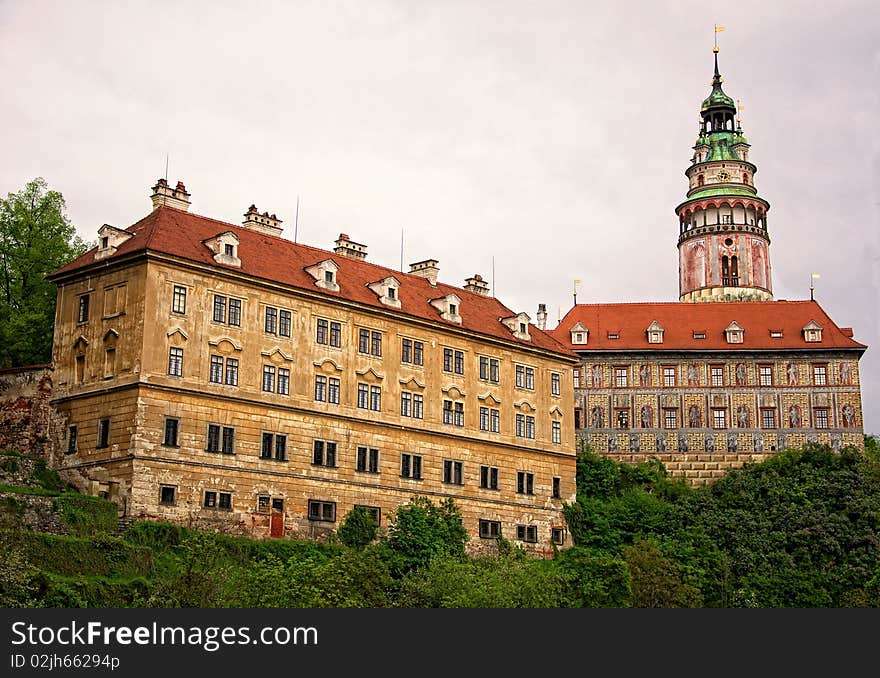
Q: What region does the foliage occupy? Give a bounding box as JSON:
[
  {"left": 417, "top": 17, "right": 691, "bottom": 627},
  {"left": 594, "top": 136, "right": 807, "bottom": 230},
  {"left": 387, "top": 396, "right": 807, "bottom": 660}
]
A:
[
  {"left": 337, "top": 505, "right": 379, "bottom": 550},
  {"left": 381, "top": 496, "right": 469, "bottom": 577},
  {"left": 0, "top": 177, "right": 88, "bottom": 367},
  {"left": 623, "top": 539, "right": 703, "bottom": 607},
  {"left": 54, "top": 494, "right": 118, "bottom": 535},
  {"left": 7, "top": 531, "right": 152, "bottom": 578},
  {"left": 0, "top": 533, "right": 37, "bottom": 606}
]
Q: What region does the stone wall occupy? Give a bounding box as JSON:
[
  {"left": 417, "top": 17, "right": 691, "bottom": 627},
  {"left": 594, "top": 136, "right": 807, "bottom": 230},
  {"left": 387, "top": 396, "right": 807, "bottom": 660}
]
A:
[{"left": 0, "top": 366, "right": 55, "bottom": 459}]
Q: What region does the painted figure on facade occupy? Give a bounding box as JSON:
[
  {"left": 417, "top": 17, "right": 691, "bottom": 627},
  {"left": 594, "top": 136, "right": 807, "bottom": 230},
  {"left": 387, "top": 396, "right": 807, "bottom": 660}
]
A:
[
  {"left": 788, "top": 404, "right": 801, "bottom": 428},
  {"left": 591, "top": 406, "right": 603, "bottom": 429},
  {"left": 687, "top": 363, "right": 700, "bottom": 386},
  {"left": 728, "top": 433, "right": 738, "bottom": 453},
  {"left": 678, "top": 433, "right": 689, "bottom": 452},
  {"left": 754, "top": 433, "right": 764, "bottom": 452},
  {"left": 735, "top": 363, "right": 746, "bottom": 386},
  {"left": 608, "top": 435, "right": 617, "bottom": 452},
  {"left": 656, "top": 434, "right": 667, "bottom": 452},
  {"left": 736, "top": 405, "right": 749, "bottom": 428},
  {"left": 630, "top": 433, "right": 640, "bottom": 452},
  {"left": 787, "top": 363, "right": 798, "bottom": 386},
  {"left": 640, "top": 405, "right": 653, "bottom": 428},
  {"left": 842, "top": 404, "right": 855, "bottom": 428},
  {"left": 839, "top": 362, "right": 852, "bottom": 385},
  {"left": 592, "top": 364, "right": 602, "bottom": 387},
  {"left": 706, "top": 434, "right": 715, "bottom": 452},
  {"left": 688, "top": 405, "right": 701, "bottom": 428},
  {"left": 639, "top": 364, "right": 650, "bottom": 387}
]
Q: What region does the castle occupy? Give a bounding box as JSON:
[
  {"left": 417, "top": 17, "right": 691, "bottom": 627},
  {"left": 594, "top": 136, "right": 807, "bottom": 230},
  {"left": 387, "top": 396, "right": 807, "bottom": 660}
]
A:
[{"left": 40, "top": 48, "right": 866, "bottom": 546}]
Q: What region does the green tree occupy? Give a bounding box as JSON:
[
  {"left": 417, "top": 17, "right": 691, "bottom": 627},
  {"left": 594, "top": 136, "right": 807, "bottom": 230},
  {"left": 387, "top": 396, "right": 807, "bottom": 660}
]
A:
[
  {"left": 624, "top": 539, "right": 703, "bottom": 608},
  {"left": 0, "top": 177, "right": 87, "bottom": 367},
  {"left": 338, "top": 505, "right": 379, "bottom": 550}
]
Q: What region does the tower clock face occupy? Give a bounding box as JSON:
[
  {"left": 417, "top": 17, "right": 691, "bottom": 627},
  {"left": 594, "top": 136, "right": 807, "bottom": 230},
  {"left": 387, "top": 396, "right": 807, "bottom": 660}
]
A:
[{"left": 717, "top": 171, "right": 730, "bottom": 181}]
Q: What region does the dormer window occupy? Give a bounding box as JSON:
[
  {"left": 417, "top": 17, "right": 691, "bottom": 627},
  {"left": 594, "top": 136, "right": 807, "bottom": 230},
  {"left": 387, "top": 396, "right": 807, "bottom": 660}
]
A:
[
  {"left": 646, "top": 320, "right": 664, "bottom": 344},
  {"left": 500, "top": 312, "right": 531, "bottom": 341},
  {"left": 724, "top": 321, "right": 745, "bottom": 344},
  {"left": 607, "top": 333, "right": 619, "bottom": 340},
  {"left": 429, "top": 293, "right": 462, "bottom": 324},
  {"left": 770, "top": 330, "right": 783, "bottom": 339},
  {"left": 693, "top": 332, "right": 706, "bottom": 340},
  {"left": 203, "top": 231, "right": 241, "bottom": 268},
  {"left": 305, "top": 259, "right": 340, "bottom": 293},
  {"left": 93, "top": 224, "right": 134, "bottom": 261},
  {"left": 367, "top": 276, "right": 401, "bottom": 309},
  {"left": 570, "top": 322, "right": 588, "bottom": 345},
  {"left": 802, "top": 320, "right": 823, "bottom": 343}
]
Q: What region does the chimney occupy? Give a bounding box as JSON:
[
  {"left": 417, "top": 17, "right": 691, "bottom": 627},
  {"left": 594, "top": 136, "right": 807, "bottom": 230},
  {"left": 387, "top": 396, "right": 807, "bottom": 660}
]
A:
[
  {"left": 464, "top": 274, "right": 490, "bottom": 296},
  {"left": 537, "top": 303, "right": 547, "bottom": 330},
  {"left": 409, "top": 259, "right": 439, "bottom": 286},
  {"left": 333, "top": 233, "right": 368, "bottom": 260},
  {"left": 150, "top": 178, "right": 191, "bottom": 211},
  {"left": 242, "top": 205, "right": 283, "bottom": 236}
]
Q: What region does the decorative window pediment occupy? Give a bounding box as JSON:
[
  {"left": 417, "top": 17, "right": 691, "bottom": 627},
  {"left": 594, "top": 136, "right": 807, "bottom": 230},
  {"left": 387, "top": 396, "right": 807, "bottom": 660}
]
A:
[
  {"left": 355, "top": 366, "right": 385, "bottom": 382},
  {"left": 429, "top": 293, "right": 462, "bottom": 324},
  {"left": 260, "top": 348, "right": 293, "bottom": 363},
  {"left": 399, "top": 376, "right": 425, "bottom": 390},
  {"left": 367, "top": 276, "right": 401, "bottom": 308},
  {"left": 500, "top": 312, "right": 531, "bottom": 341},
  {"left": 514, "top": 400, "right": 536, "bottom": 413},
  {"left": 73, "top": 335, "right": 89, "bottom": 351},
  {"left": 724, "top": 321, "right": 745, "bottom": 344},
  {"left": 313, "top": 358, "right": 343, "bottom": 373},
  {"left": 646, "top": 320, "right": 664, "bottom": 344},
  {"left": 441, "top": 384, "right": 466, "bottom": 399},
  {"left": 166, "top": 328, "right": 189, "bottom": 341},
  {"left": 203, "top": 231, "right": 241, "bottom": 268},
  {"left": 478, "top": 392, "right": 502, "bottom": 406},
  {"left": 102, "top": 328, "right": 119, "bottom": 342},
  {"left": 94, "top": 224, "right": 133, "bottom": 261},
  {"left": 802, "top": 320, "right": 823, "bottom": 343},
  {"left": 207, "top": 337, "right": 242, "bottom": 352},
  {"left": 305, "top": 259, "right": 340, "bottom": 292},
  {"left": 550, "top": 406, "right": 564, "bottom": 418},
  {"left": 570, "top": 322, "right": 588, "bottom": 345}
]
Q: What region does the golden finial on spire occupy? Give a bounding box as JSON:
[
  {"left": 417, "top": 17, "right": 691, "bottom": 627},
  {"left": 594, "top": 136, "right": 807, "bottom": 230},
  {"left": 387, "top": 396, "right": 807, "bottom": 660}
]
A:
[
  {"left": 736, "top": 98, "right": 745, "bottom": 127},
  {"left": 714, "top": 24, "right": 725, "bottom": 51}
]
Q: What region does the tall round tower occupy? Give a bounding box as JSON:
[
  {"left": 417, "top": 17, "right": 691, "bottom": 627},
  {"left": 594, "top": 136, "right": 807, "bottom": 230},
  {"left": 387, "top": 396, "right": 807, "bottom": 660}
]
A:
[{"left": 676, "top": 48, "right": 772, "bottom": 302}]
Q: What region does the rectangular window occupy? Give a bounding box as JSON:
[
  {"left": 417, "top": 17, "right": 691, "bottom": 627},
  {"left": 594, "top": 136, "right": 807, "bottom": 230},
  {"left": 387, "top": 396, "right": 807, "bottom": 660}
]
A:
[
  {"left": 209, "top": 355, "right": 223, "bottom": 383},
  {"left": 713, "top": 409, "right": 727, "bottom": 429},
  {"left": 480, "top": 465, "right": 499, "bottom": 490},
  {"left": 525, "top": 367, "right": 535, "bottom": 390},
  {"left": 551, "top": 528, "right": 565, "bottom": 545},
  {"left": 664, "top": 410, "right": 677, "bottom": 430},
  {"left": 443, "top": 348, "right": 453, "bottom": 372},
  {"left": 329, "top": 322, "right": 341, "bottom": 348},
  {"left": 159, "top": 485, "right": 176, "bottom": 505},
  {"left": 257, "top": 496, "right": 271, "bottom": 514},
  {"left": 479, "top": 406, "right": 489, "bottom": 432},
  {"left": 401, "top": 391, "right": 412, "bottom": 417},
  {"left": 663, "top": 366, "right": 676, "bottom": 387},
  {"left": 275, "top": 434, "right": 287, "bottom": 461},
  {"left": 163, "top": 417, "right": 179, "bottom": 447},
  {"left": 228, "top": 299, "right": 241, "bottom": 326},
  {"left": 552, "top": 476, "right": 561, "bottom": 499},
  {"left": 172, "top": 285, "right": 187, "bottom": 314},
  {"left": 516, "top": 413, "right": 525, "bottom": 437},
  {"left": 224, "top": 358, "right": 239, "bottom": 386},
  {"left": 489, "top": 358, "right": 499, "bottom": 383},
  {"left": 312, "top": 440, "right": 337, "bottom": 467},
  {"left": 815, "top": 408, "right": 829, "bottom": 429},
  {"left": 443, "top": 459, "right": 464, "bottom": 485},
  {"left": 97, "top": 417, "right": 110, "bottom": 448},
  {"left": 279, "top": 309, "right": 291, "bottom": 337},
  {"left": 490, "top": 408, "right": 499, "bottom": 433},
  {"left": 412, "top": 394, "right": 424, "bottom": 420},
  {"left": 813, "top": 365, "right": 827, "bottom": 386},
  {"left": 413, "top": 340, "right": 423, "bottom": 366},
  {"left": 265, "top": 307, "right": 278, "bottom": 334},
  {"left": 516, "top": 471, "right": 535, "bottom": 495},
  {"left": 454, "top": 350, "right": 464, "bottom": 375},
  {"left": 517, "top": 525, "right": 538, "bottom": 543},
  {"left": 221, "top": 426, "right": 234, "bottom": 455},
  {"left": 104, "top": 348, "right": 116, "bottom": 378},
  {"left": 218, "top": 492, "right": 232, "bottom": 510},
  {"left": 552, "top": 421, "right": 561, "bottom": 445},
  {"left": 762, "top": 409, "right": 776, "bottom": 429},
  {"left": 371, "top": 331, "right": 382, "bottom": 357},
  {"left": 615, "top": 367, "right": 628, "bottom": 388},
  {"left": 356, "top": 446, "right": 379, "bottom": 473},
  {"left": 359, "top": 328, "right": 370, "bottom": 354},
  {"left": 277, "top": 368, "right": 290, "bottom": 395},
  {"left": 370, "top": 385, "right": 381, "bottom": 411},
  {"left": 401, "top": 338, "right": 412, "bottom": 364},
  {"left": 400, "top": 453, "right": 423, "bottom": 480},
  {"left": 75, "top": 355, "right": 85, "bottom": 383},
  {"left": 67, "top": 425, "right": 78, "bottom": 454},
  {"left": 443, "top": 400, "right": 453, "bottom": 425},
  {"left": 261, "top": 432, "right": 273, "bottom": 460},
  {"left": 711, "top": 365, "right": 724, "bottom": 387},
  {"left": 551, "top": 373, "right": 561, "bottom": 396},
  {"left": 206, "top": 424, "right": 220, "bottom": 453},
  {"left": 453, "top": 402, "right": 464, "bottom": 427},
  {"left": 479, "top": 520, "right": 501, "bottom": 539},
  {"left": 573, "top": 368, "right": 581, "bottom": 389},
  {"left": 77, "top": 295, "right": 90, "bottom": 323},
  {"left": 357, "top": 383, "right": 369, "bottom": 409},
  {"left": 759, "top": 365, "right": 773, "bottom": 386},
  {"left": 213, "top": 295, "right": 226, "bottom": 323},
  {"left": 316, "top": 319, "right": 328, "bottom": 345},
  {"left": 262, "top": 365, "right": 276, "bottom": 392},
  {"left": 168, "top": 347, "right": 183, "bottom": 377},
  {"left": 315, "top": 375, "right": 327, "bottom": 401},
  {"left": 516, "top": 365, "right": 524, "bottom": 388},
  {"left": 204, "top": 491, "right": 217, "bottom": 508},
  {"left": 479, "top": 356, "right": 489, "bottom": 381},
  {"left": 526, "top": 415, "right": 535, "bottom": 439},
  {"left": 354, "top": 505, "right": 381, "bottom": 526},
  {"left": 616, "top": 410, "right": 629, "bottom": 430},
  {"left": 308, "top": 500, "right": 336, "bottom": 522},
  {"left": 328, "top": 377, "right": 340, "bottom": 404}
]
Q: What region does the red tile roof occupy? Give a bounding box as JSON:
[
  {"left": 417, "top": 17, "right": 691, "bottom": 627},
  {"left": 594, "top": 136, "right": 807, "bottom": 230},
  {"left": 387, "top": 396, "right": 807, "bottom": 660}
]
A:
[
  {"left": 552, "top": 301, "right": 866, "bottom": 352},
  {"left": 51, "top": 206, "right": 574, "bottom": 357}
]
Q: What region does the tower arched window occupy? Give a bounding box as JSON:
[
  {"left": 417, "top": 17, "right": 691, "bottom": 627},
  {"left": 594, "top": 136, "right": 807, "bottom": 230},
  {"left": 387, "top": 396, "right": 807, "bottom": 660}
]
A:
[
  {"left": 743, "top": 172, "right": 750, "bottom": 185},
  {"left": 721, "top": 255, "right": 730, "bottom": 286},
  {"left": 697, "top": 174, "right": 704, "bottom": 186},
  {"left": 731, "top": 256, "right": 739, "bottom": 285}
]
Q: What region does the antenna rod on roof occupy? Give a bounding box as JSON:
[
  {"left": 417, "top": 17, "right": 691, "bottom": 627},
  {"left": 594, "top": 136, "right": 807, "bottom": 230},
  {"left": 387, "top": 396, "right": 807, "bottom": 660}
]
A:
[
  {"left": 294, "top": 196, "right": 300, "bottom": 243},
  {"left": 491, "top": 256, "right": 495, "bottom": 298},
  {"left": 164, "top": 152, "right": 169, "bottom": 182},
  {"left": 400, "top": 228, "right": 404, "bottom": 271}
]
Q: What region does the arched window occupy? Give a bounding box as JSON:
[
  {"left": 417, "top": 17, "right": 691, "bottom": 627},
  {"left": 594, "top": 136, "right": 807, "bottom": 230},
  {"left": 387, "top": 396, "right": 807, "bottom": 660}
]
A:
[
  {"left": 731, "top": 256, "right": 739, "bottom": 285},
  {"left": 697, "top": 174, "right": 704, "bottom": 186},
  {"left": 742, "top": 172, "right": 750, "bottom": 185},
  {"left": 721, "top": 255, "right": 730, "bottom": 286}
]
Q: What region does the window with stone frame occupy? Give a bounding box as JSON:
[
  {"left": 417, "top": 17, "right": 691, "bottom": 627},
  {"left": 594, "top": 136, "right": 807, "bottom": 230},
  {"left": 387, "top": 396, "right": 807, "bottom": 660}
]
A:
[
  {"left": 400, "top": 453, "right": 422, "bottom": 480},
  {"left": 480, "top": 465, "right": 499, "bottom": 490},
  {"left": 312, "top": 440, "right": 337, "bottom": 467}
]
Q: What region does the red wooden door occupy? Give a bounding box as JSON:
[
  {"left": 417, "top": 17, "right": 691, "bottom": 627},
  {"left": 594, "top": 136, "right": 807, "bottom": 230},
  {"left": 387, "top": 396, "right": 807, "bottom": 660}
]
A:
[{"left": 270, "top": 509, "right": 284, "bottom": 538}]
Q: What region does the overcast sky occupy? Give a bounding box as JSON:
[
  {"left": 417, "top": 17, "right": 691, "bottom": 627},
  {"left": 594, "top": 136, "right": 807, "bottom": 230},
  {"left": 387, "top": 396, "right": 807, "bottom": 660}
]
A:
[{"left": 2, "top": 1, "right": 878, "bottom": 433}]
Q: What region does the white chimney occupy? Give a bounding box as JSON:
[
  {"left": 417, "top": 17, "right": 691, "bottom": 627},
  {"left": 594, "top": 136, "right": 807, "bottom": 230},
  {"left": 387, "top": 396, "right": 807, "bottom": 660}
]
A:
[
  {"left": 150, "top": 179, "right": 191, "bottom": 211},
  {"left": 537, "top": 303, "right": 547, "bottom": 330},
  {"left": 464, "top": 274, "right": 490, "bottom": 296},
  {"left": 333, "top": 233, "right": 368, "bottom": 260},
  {"left": 409, "top": 259, "right": 439, "bottom": 286},
  {"left": 242, "top": 205, "right": 283, "bottom": 236}
]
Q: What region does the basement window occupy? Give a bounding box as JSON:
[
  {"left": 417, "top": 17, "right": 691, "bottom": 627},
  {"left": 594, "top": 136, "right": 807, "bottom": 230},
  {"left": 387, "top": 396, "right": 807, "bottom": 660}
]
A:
[
  {"left": 159, "top": 485, "right": 176, "bottom": 506},
  {"left": 693, "top": 332, "right": 706, "bottom": 339}
]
